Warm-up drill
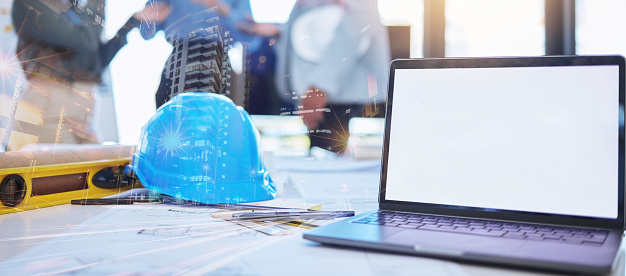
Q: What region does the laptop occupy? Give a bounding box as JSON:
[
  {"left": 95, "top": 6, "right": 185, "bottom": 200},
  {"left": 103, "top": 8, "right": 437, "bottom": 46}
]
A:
[{"left": 303, "top": 56, "right": 626, "bottom": 275}]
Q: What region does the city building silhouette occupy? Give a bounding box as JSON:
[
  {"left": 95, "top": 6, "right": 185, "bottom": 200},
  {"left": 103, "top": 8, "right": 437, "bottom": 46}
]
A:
[{"left": 159, "top": 7, "right": 236, "bottom": 102}]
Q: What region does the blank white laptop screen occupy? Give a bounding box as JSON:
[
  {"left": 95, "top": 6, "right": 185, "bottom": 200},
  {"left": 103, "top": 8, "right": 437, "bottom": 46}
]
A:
[{"left": 385, "top": 65, "right": 620, "bottom": 219}]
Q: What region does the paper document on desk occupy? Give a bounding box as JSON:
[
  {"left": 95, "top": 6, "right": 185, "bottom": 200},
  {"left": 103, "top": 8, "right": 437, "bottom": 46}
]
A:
[
  {"left": 0, "top": 204, "right": 304, "bottom": 275},
  {"left": 211, "top": 235, "right": 470, "bottom": 276}
]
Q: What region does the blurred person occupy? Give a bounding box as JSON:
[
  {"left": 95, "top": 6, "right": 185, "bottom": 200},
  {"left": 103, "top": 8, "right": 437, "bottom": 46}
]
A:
[
  {"left": 240, "top": 0, "right": 390, "bottom": 154},
  {"left": 245, "top": 36, "right": 284, "bottom": 116},
  {"left": 5, "top": 0, "right": 146, "bottom": 151}
]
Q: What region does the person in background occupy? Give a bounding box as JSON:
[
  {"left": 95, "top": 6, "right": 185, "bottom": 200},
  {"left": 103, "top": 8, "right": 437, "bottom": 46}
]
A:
[
  {"left": 245, "top": 36, "right": 284, "bottom": 116},
  {"left": 240, "top": 0, "right": 390, "bottom": 154},
  {"left": 5, "top": 0, "right": 147, "bottom": 151}
]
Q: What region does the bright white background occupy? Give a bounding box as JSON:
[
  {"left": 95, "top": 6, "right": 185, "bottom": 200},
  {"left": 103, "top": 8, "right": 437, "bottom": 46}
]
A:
[
  {"left": 105, "top": 0, "right": 172, "bottom": 145},
  {"left": 445, "top": 0, "right": 544, "bottom": 57},
  {"left": 385, "top": 66, "right": 619, "bottom": 219},
  {"left": 576, "top": 0, "right": 626, "bottom": 57}
]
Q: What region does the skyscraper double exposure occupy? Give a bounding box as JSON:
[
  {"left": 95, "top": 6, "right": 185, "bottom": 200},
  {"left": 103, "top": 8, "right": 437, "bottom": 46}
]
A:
[{"left": 160, "top": 7, "right": 233, "bottom": 101}]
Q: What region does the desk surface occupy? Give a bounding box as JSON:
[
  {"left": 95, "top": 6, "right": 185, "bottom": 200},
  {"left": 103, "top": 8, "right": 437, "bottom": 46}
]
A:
[{"left": 0, "top": 155, "right": 623, "bottom": 276}]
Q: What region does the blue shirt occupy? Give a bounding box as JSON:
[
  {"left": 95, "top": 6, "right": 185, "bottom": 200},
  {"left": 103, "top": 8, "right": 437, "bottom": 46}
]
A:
[{"left": 143, "top": 0, "right": 262, "bottom": 52}]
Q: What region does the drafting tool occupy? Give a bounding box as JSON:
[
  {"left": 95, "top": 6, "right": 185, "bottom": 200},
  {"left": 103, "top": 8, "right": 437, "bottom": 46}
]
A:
[
  {"left": 211, "top": 208, "right": 328, "bottom": 233},
  {"left": 0, "top": 145, "right": 141, "bottom": 215},
  {"left": 231, "top": 210, "right": 355, "bottom": 220},
  {"left": 234, "top": 199, "right": 322, "bottom": 210},
  {"left": 71, "top": 198, "right": 162, "bottom": 205}
]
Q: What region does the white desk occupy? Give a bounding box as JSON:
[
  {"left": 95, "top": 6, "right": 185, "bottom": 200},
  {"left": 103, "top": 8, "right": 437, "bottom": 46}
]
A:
[{"left": 0, "top": 156, "right": 623, "bottom": 276}]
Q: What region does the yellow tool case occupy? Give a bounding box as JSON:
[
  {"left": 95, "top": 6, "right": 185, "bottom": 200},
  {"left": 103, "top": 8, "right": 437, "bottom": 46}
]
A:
[{"left": 0, "top": 145, "right": 141, "bottom": 215}]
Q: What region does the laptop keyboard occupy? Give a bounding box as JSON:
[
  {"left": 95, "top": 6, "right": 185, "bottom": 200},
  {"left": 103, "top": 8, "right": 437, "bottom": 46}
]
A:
[{"left": 351, "top": 211, "right": 608, "bottom": 246}]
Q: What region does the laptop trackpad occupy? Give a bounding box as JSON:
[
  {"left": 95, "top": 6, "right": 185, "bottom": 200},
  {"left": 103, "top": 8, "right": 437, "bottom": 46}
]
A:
[{"left": 385, "top": 228, "right": 525, "bottom": 256}]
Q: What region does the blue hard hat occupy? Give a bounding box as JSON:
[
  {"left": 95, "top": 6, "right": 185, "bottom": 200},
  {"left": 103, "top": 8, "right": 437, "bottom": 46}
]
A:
[{"left": 130, "top": 92, "right": 276, "bottom": 204}]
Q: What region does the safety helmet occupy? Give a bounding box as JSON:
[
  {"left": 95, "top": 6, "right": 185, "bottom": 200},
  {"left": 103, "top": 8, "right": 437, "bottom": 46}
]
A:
[{"left": 129, "top": 92, "right": 276, "bottom": 204}]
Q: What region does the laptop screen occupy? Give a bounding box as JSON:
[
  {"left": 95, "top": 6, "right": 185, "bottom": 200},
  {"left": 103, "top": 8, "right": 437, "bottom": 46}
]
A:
[{"left": 384, "top": 59, "right": 623, "bottom": 220}]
